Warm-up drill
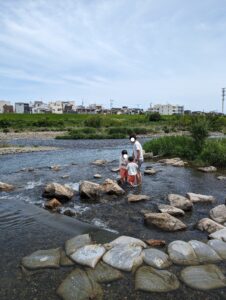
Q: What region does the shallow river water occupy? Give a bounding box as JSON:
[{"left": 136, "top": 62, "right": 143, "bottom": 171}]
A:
[{"left": 1, "top": 138, "right": 226, "bottom": 300}]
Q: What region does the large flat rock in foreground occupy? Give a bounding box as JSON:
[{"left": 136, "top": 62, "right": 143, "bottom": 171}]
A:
[{"left": 181, "top": 264, "right": 226, "bottom": 290}]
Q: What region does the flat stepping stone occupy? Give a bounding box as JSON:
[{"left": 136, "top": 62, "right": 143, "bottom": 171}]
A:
[
  {"left": 196, "top": 218, "right": 224, "bottom": 234},
  {"left": 108, "top": 235, "right": 147, "bottom": 248},
  {"left": 186, "top": 192, "right": 215, "bottom": 203},
  {"left": 168, "top": 241, "right": 198, "bottom": 265},
  {"left": 22, "top": 248, "right": 60, "bottom": 270},
  {"left": 111, "top": 167, "right": 119, "bottom": 172},
  {"left": 209, "top": 228, "right": 226, "bottom": 241},
  {"left": 181, "top": 264, "right": 226, "bottom": 290},
  {"left": 217, "top": 176, "right": 226, "bottom": 180},
  {"left": 207, "top": 240, "right": 226, "bottom": 259},
  {"left": 188, "top": 240, "right": 221, "bottom": 263},
  {"left": 135, "top": 266, "right": 180, "bottom": 292},
  {"left": 144, "top": 168, "right": 157, "bottom": 175},
  {"left": 65, "top": 234, "right": 92, "bottom": 256},
  {"left": 91, "top": 159, "right": 107, "bottom": 166},
  {"left": 60, "top": 249, "right": 75, "bottom": 267},
  {"left": 158, "top": 204, "right": 185, "bottom": 216},
  {"left": 210, "top": 204, "right": 226, "bottom": 223},
  {"left": 144, "top": 212, "right": 187, "bottom": 231},
  {"left": 42, "top": 182, "right": 74, "bottom": 201},
  {"left": 143, "top": 249, "right": 172, "bottom": 269},
  {"left": 57, "top": 269, "right": 103, "bottom": 300},
  {"left": 127, "top": 194, "right": 150, "bottom": 202},
  {"left": 103, "top": 244, "right": 143, "bottom": 272},
  {"left": 168, "top": 194, "right": 193, "bottom": 211},
  {"left": 61, "top": 175, "right": 70, "bottom": 179},
  {"left": 0, "top": 182, "right": 14, "bottom": 191},
  {"left": 93, "top": 174, "right": 102, "bottom": 178},
  {"left": 70, "top": 245, "right": 106, "bottom": 268},
  {"left": 86, "top": 261, "right": 123, "bottom": 283}
]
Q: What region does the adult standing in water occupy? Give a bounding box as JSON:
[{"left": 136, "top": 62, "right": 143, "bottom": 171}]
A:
[{"left": 129, "top": 134, "right": 143, "bottom": 185}]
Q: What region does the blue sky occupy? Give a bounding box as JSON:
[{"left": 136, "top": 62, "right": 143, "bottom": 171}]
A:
[{"left": 0, "top": 0, "right": 226, "bottom": 111}]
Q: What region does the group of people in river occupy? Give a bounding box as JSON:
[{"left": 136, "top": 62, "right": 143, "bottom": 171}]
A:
[{"left": 119, "top": 134, "right": 143, "bottom": 187}]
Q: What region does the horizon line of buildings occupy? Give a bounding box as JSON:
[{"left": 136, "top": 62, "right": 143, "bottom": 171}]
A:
[{"left": 0, "top": 100, "right": 223, "bottom": 115}]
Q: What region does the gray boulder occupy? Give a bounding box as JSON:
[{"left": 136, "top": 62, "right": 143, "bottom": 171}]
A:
[
  {"left": 108, "top": 235, "right": 147, "bottom": 248},
  {"left": 143, "top": 248, "right": 172, "bottom": 269},
  {"left": 217, "top": 176, "right": 226, "bottom": 180},
  {"left": 196, "top": 218, "right": 224, "bottom": 234},
  {"left": 57, "top": 269, "right": 103, "bottom": 300},
  {"left": 86, "top": 262, "right": 123, "bottom": 283},
  {"left": 188, "top": 240, "right": 221, "bottom": 263},
  {"left": 186, "top": 192, "right": 215, "bottom": 203},
  {"left": 168, "top": 194, "right": 193, "bottom": 211},
  {"left": 79, "top": 181, "right": 101, "bottom": 200},
  {"left": 103, "top": 244, "right": 143, "bottom": 272},
  {"left": 181, "top": 264, "right": 226, "bottom": 290},
  {"left": 167, "top": 240, "right": 198, "bottom": 265},
  {"left": 144, "top": 212, "right": 187, "bottom": 231},
  {"left": 209, "top": 228, "right": 226, "bottom": 241},
  {"left": 210, "top": 204, "right": 226, "bottom": 223},
  {"left": 70, "top": 244, "right": 106, "bottom": 268},
  {"left": 65, "top": 234, "right": 92, "bottom": 256},
  {"left": 42, "top": 183, "right": 74, "bottom": 201},
  {"left": 135, "top": 266, "right": 180, "bottom": 292},
  {"left": 22, "top": 248, "right": 61, "bottom": 270},
  {"left": 198, "top": 166, "right": 217, "bottom": 172},
  {"left": 158, "top": 204, "right": 185, "bottom": 216},
  {"left": 60, "top": 249, "right": 75, "bottom": 267},
  {"left": 207, "top": 239, "right": 226, "bottom": 259},
  {"left": 100, "top": 178, "right": 125, "bottom": 195},
  {"left": 0, "top": 182, "right": 14, "bottom": 192},
  {"left": 144, "top": 168, "right": 157, "bottom": 175}
]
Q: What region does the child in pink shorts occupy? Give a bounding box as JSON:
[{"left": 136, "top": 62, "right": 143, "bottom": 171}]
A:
[{"left": 127, "top": 156, "right": 139, "bottom": 187}]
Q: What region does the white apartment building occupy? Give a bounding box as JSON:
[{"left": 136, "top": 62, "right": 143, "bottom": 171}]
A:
[
  {"left": 31, "top": 101, "right": 51, "bottom": 113},
  {"left": 149, "top": 104, "right": 184, "bottom": 115},
  {"left": 15, "top": 102, "right": 30, "bottom": 113},
  {"left": 48, "top": 101, "right": 63, "bottom": 114},
  {"left": 0, "top": 100, "right": 10, "bottom": 113}
]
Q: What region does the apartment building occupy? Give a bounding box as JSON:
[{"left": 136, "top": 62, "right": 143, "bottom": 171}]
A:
[{"left": 149, "top": 104, "right": 184, "bottom": 115}]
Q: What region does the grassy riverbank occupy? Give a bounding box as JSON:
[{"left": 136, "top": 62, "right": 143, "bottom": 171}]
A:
[{"left": 1, "top": 113, "right": 226, "bottom": 139}]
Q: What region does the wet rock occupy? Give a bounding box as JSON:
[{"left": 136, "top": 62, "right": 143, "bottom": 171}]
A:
[
  {"left": 63, "top": 208, "right": 76, "bottom": 217},
  {"left": 100, "top": 178, "right": 125, "bottom": 196},
  {"left": 217, "top": 176, "right": 226, "bottom": 180},
  {"left": 180, "top": 264, "right": 226, "bottom": 290},
  {"left": 108, "top": 235, "right": 147, "bottom": 248},
  {"left": 144, "top": 212, "right": 187, "bottom": 231},
  {"left": 79, "top": 181, "right": 101, "bottom": 200},
  {"left": 86, "top": 261, "right": 123, "bottom": 283},
  {"left": 143, "top": 152, "right": 153, "bottom": 160},
  {"left": 60, "top": 249, "right": 75, "bottom": 267},
  {"left": 198, "top": 166, "right": 217, "bottom": 172},
  {"left": 111, "top": 167, "right": 119, "bottom": 172},
  {"left": 209, "top": 228, "right": 226, "bottom": 241},
  {"left": 0, "top": 182, "right": 14, "bottom": 192},
  {"left": 158, "top": 204, "right": 185, "bottom": 216},
  {"left": 207, "top": 239, "right": 226, "bottom": 259},
  {"left": 158, "top": 157, "right": 186, "bottom": 167},
  {"left": 65, "top": 234, "right": 92, "bottom": 256},
  {"left": 196, "top": 218, "right": 224, "bottom": 234},
  {"left": 210, "top": 204, "right": 226, "bottom": 223},
  {"left": 143, "top": 249, "right": 172, "bottom": 269},
  {"left": 144, "top": 168, "right": 157, "bottom": 175},
  {"left": 42, "top": 183, "right": 74, "bottom": 202},
  {"left": 145, "top": 239, "right": 166, "bottom": 247},
  {"left": 188, "top": 240, "right": 221, "bottom": 263},
  {"left": 50, "top": 165, "right": 61, "bottom": 171},
  {"left": 135, "top": 266, "right": 180, "bottom": 292},
  {"left": 22, "top": 248, "right": 61, "bottom": 270},
  {"left": 127, "top": 194, "right": 150, "bottom": 203},
  {"left": 103, "top": 244, "right": 143, "bottom": 272},
  {"left": 186, "top": 192, "right": 215, "bottom": 203},
  {"left": 168, "top": 241, "right": 199, "bottom": 265},
  {"left": 61, "top": 175, "right": 70, "bottom": 179},
  {"left": 44, "top": 198, "right": 62, "bottom": 210},
  {"left": 70, "top": 245, "right": 106, "bottom": 268},
  {"left": 57, "top": 269, "right": 103, "bottom": 300},
  {"left": 93, "top": 174, "right": 102, "bottom": 179},
  {"left": 27, "top": 167, "right": 34, "bottom": 172},
  {"left": 91, "top": 159, "right": 107, "bottom": 166},
  {"left": 168, "top": 193, "right": 193, "bottom": 211}
]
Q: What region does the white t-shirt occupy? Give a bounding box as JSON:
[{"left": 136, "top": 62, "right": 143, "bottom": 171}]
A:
[
  {"left": 127, "top": 162, "right": 138, "bottom": 176},
  {"left": 119, "top": 155, "right": 128, "bottom": 169},
  {"left": 133, "top": 140, "right": 143, "bottom": 161}
]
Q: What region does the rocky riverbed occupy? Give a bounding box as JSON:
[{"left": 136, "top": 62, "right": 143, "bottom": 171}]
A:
[{"left": 1, "top": 138, "right": 226, "bottom": 299}]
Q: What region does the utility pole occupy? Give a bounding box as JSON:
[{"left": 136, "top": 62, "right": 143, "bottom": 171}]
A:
[{"left": 222, "top": 88, "right": 226, "bottom": 114}]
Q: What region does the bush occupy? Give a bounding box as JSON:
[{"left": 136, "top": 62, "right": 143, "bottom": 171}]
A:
[
  {"left": 84, "top": 116, "right": 102, "bottom": 128},
  {"left": 198, "top": 139, "right": 226, "bottom": 167},
  {"left": 148, "top": 112, "right": 161, "bottom": 122},
  {"left": 143, "top": 136, "right": 197, "bottom": 160},
  {"left": 190, "top": 117, "right": 209, "bottom": 151}
]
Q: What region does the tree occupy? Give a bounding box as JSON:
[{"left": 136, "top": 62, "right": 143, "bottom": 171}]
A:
[{"left": 148, "top": 112, "right": 161, "bottom": 122}]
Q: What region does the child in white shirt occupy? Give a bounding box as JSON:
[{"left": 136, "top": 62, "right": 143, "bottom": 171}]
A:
[
  {"left": 127, "top": 156, "right": 138, "bottom": 186},
  {"left": 119, "top": 150, "right": 128, "bottom": 183}
]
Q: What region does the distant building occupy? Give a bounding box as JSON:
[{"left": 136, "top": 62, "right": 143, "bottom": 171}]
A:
[
  {"left": 0, "top": 100, "right": 11, "bottom": 113},
  {"left": 48, "top": 101, "right": 63, "bottom": 114},
  {"left": 3, "top": 104, "right": 14, "bottom": 113},
  {"left": 149, "top": 104, "right": 184, "bottom": 115},
  {"left": 15, "top": 102, "right": 30, "bottom": 113},
  {"left": 31, "top": 101, "right": 51, "bottom": 114}
]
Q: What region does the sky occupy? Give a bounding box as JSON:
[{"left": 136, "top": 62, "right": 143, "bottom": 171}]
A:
[{"left": 0, "top": 0, "right": 226, "bottom": 111}]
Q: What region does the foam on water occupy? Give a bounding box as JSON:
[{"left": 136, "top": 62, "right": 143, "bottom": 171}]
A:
[
  {"left": 91, "top": 218, "right": 119, "bottom": 234},
  {"left": 24, "top": 180, "right": 42, "bottom": 190},
  {"left": 73, "top": 204, "right": 90, "bottom": 214},
  {"left": 65, "top": 182, "right": 80, "bottom": 192}
]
